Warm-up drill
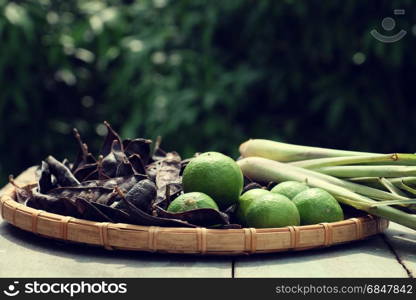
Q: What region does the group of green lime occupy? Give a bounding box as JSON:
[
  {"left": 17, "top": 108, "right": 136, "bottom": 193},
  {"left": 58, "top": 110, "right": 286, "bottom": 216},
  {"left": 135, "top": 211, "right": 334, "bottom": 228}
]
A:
[{"left": 167, "top": 152, "right": 344, "bottom": 228}]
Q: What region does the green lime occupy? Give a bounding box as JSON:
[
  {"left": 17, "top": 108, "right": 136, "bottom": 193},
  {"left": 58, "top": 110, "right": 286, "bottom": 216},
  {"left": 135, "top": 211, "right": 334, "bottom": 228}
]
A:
[
  {"left": 236, "top": 189, "right": 270, "bottom": 226},
  {"left": 292, "top": 188, "right": 344, "bottom": 225},
  {"left": 271, "top": 181, "right": 309, "bottom": 199},
  {"left": 182, "top": 152, "right": 244, "bottom": 209},
  {"left": 167, "top": 192, "right": 219, "bottom": 213},
  {"left": 245, "top": 193, "right": 300, "bottom": 228}
]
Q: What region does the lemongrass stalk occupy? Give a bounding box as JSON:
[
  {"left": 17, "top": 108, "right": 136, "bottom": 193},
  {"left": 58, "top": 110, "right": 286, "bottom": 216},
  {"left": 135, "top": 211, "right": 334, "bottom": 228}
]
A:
[
  {"left": 348, "top": 177, "right": 382, "bottom": 183},
  {"left": 346, "top": 177, "right": 385, "bottom": 190},
  {"left": 238, "top": 157, "right": 416, "bottom": 230},
  {"left": 316, "top": 165, "right": 416, "bottom": 178},
  {"left": 378, "top": 178, "right": 408, "bottom": 198},
  {"left": 291, "top": 154, "right": 416, "bottom": 168},
  {"left": 291, "top": 164, "right": 412, "bottom": 202},
  {"left": 239, "top": 139, "right": 375, "bottom": 162}
]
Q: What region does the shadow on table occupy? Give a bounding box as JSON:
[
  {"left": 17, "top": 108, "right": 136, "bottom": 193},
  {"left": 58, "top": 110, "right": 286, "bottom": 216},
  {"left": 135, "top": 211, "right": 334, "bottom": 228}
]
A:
[
  {"left": 382, "top": 224, "right": 415, "bottom": 276},
  {"left": 233, "top": 232, "right": 414, "bottom": 277}
]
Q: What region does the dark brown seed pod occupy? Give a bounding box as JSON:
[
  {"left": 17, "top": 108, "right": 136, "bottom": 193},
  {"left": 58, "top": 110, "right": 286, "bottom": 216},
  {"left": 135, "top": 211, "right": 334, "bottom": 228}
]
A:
[
  {"left": 128, "top": 154, "right": 146, "bottom": 175},
  {"left": 155, "top": 207, "right": 230, "bottom": 227},
  {"left": 47, "top": 186, "right": 116, "bottom": 206},
  {"left": 123, "top": 138, "right": 152, "bottom": 164},
  {"left": 46, "top": 155, "right": 80, "bottom": 187},
  {"left": 242, "top": 182, "right": 264, "bottom": 194},
  {"left": 75, "top": 197, "right": 114, "bottom": 222},
  {"left": 72, "top": 128, "right": 96, "bottom": 172},
  {"left": 100, "top": 121, "right": 124, "bottom": 157},
  {"left": 124, "top": 179, "right": 157, "bottom": 213},
  {"left": 120, "top": 197, "right": 196, "bottom": 227},
  {"left": 38, "top": 161, "right": 56, "bottom": 194}
]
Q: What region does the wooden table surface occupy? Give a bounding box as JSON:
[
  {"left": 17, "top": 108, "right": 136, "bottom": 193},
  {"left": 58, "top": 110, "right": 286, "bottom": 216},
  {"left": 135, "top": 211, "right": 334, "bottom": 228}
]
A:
[{"left": 0, "top": 167, "right": 414, "bottom": 278}]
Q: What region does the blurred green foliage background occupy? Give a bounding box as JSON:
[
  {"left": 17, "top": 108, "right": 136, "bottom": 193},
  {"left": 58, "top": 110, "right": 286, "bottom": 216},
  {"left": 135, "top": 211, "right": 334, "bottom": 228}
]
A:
[{"left": 1, "top": 0, "right": 416, "bottom": 183}]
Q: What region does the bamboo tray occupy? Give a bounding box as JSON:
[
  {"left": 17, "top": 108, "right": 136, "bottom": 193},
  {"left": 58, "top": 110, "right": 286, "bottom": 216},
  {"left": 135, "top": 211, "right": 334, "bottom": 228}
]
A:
[{"left": 0, "top": 168, "right": 389, "bottom": 255}]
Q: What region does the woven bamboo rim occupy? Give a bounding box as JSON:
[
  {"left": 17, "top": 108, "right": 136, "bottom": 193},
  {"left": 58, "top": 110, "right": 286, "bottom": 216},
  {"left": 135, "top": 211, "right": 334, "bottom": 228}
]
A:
[{"left": 0, "top": 181, "right": 389, "bottom": 255}]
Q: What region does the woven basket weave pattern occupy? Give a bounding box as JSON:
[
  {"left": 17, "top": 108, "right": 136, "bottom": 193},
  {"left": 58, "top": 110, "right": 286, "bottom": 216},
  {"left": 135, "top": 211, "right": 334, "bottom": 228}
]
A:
[
  {"left": 0, "top": 193, "right": 388, "bottom": 255},
  {"left": 0, "top": 168, "right": 389, "bottom": 255}
]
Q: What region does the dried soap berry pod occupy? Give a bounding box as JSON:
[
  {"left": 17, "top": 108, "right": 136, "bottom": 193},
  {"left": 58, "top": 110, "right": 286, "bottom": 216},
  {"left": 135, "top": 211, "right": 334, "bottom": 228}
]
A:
[
  {"left": 101, "top": 140, "right": 129, "bottom": 178},
  {"left": 74, "top": 197, "right": 114, "bottom": 222},
  {"left": 123, "top": 138, "right": 152, "bottom": 164},
  {"left": 47, "top": 186, "right": 115, "bottom": 206},
  {"left": 80, "top": 155, "right": 108, "bottom": 181},
  {"left": 101, "top": 140, "right": 137, "bottom": 178},
  {"left": 38, "top": 161, "right": 56, "bottom": 194},
  {"left": 242, "top": 182, "right": 264, "bottom": 194},
  {"left": 110, "top": 200, "right": 127, "bottom": 211},
  {"left": 151, "top": 136, "right": 167, "bottom": 162},
  {"left": 45, "top": 155, "right": 80, "bottom": 187},
  {"left": 89, "top": 202, "right": 134, "bottom": 224},
  {"left": 69, "top": 175, "right": 148, "bottom": 207},
  {"left": 82, "top": 174, "right": 147, "bottom": 191},
  {"left": 179, "top": 158, "right": 193, "bottom": 176},
  {"left": 155, "top": 152, "right": 182, "bottom": 187},
  {"left": 62, "top": 158, "right": 72, "bottom": 170},
  {"left": 115, "top": 159, "right": 135, "bottom": 178},
  {"left": 8, "top": 175, "right": 36, "bottom": 204},
  {"left": 155, "top": 207, "right": 231, "bottom": 227},
  {"left": 73, "top": 162, "right": 99, "bottom": 182},
  {"left": 119, "top": 197, "right": 196, "bottom": 227},
  {"left": 71, "top": 128, "right": 96, "bottom": 172},
  {"left": 100, "top": 121, "right": 124, "bottom": 157},
  {"left": 145, "top": 160, "right": 161, "bottom": 180},
  {"left": 124, "top": 179, "right": 157, "bottom": 213},
  {"left": 153, "top": 182, "right": 183, "bottom": 211},
  {"left": 27, "top": 191, "right": 79, "bottom": 217},
  {"left": 128, "top": 154, "right": 146, "bottom": 175},
  {"left": 164, "top": 183, "right": 183, "bottom": 206},
  {"left": 153, "top": 152, "right": 182, "bottom": 209}
]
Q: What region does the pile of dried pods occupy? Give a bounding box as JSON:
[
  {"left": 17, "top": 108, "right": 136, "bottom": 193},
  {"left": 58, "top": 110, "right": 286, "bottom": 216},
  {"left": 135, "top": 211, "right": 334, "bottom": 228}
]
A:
[{"left": 11, "top": 122, "right": 241, "bottom": 228}]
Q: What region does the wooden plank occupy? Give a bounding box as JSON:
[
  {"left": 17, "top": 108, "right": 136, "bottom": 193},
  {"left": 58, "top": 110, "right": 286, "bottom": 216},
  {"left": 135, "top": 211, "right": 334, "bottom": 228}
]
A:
[
  {"left": 234, "top": 235, "right": 409, "bottom": 278},
  {"left": 383, "top": 222, "right": 416, "bottom": 277},
  {"left": 0, "top": 167, "right": 232, "bottom": 277}
]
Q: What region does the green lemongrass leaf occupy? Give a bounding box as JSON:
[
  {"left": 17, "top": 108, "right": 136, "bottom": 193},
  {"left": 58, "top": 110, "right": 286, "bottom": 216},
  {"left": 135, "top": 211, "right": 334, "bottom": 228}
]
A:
[
  {"left": 395, "top": 181, "right": 416, "bottom": 196},
  {"left": 370, "top": 199, "right": 416, "bottom": 207},
  {"left": 296, "top": 166, "right": 412, "bottom": 201},
  {"left": 335, "top": 196, "right": 372, "bottom": 211},
  {"left": 347, "top": 177, "right": 385, "bottom": 189},
  {"left": 378, "top": 177, "right": 408, "bottom": 197},
  {"left": 389, "top": 177, "right": 416, "bottom": 187},
  {"left": 316, "top": 165, "right": 416, "bottom": 178},
  {"left": 238, "top": 157, "right": 416, "bottom": 230},
  {"left": 291, "top": 153, "right": 416, "bottom": 169},
  {"left": 355, "top": 177, "right": 416, "bottom": 188},
  {"left": 348, "top": 177, "right": 379, "bottom": 182}
]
